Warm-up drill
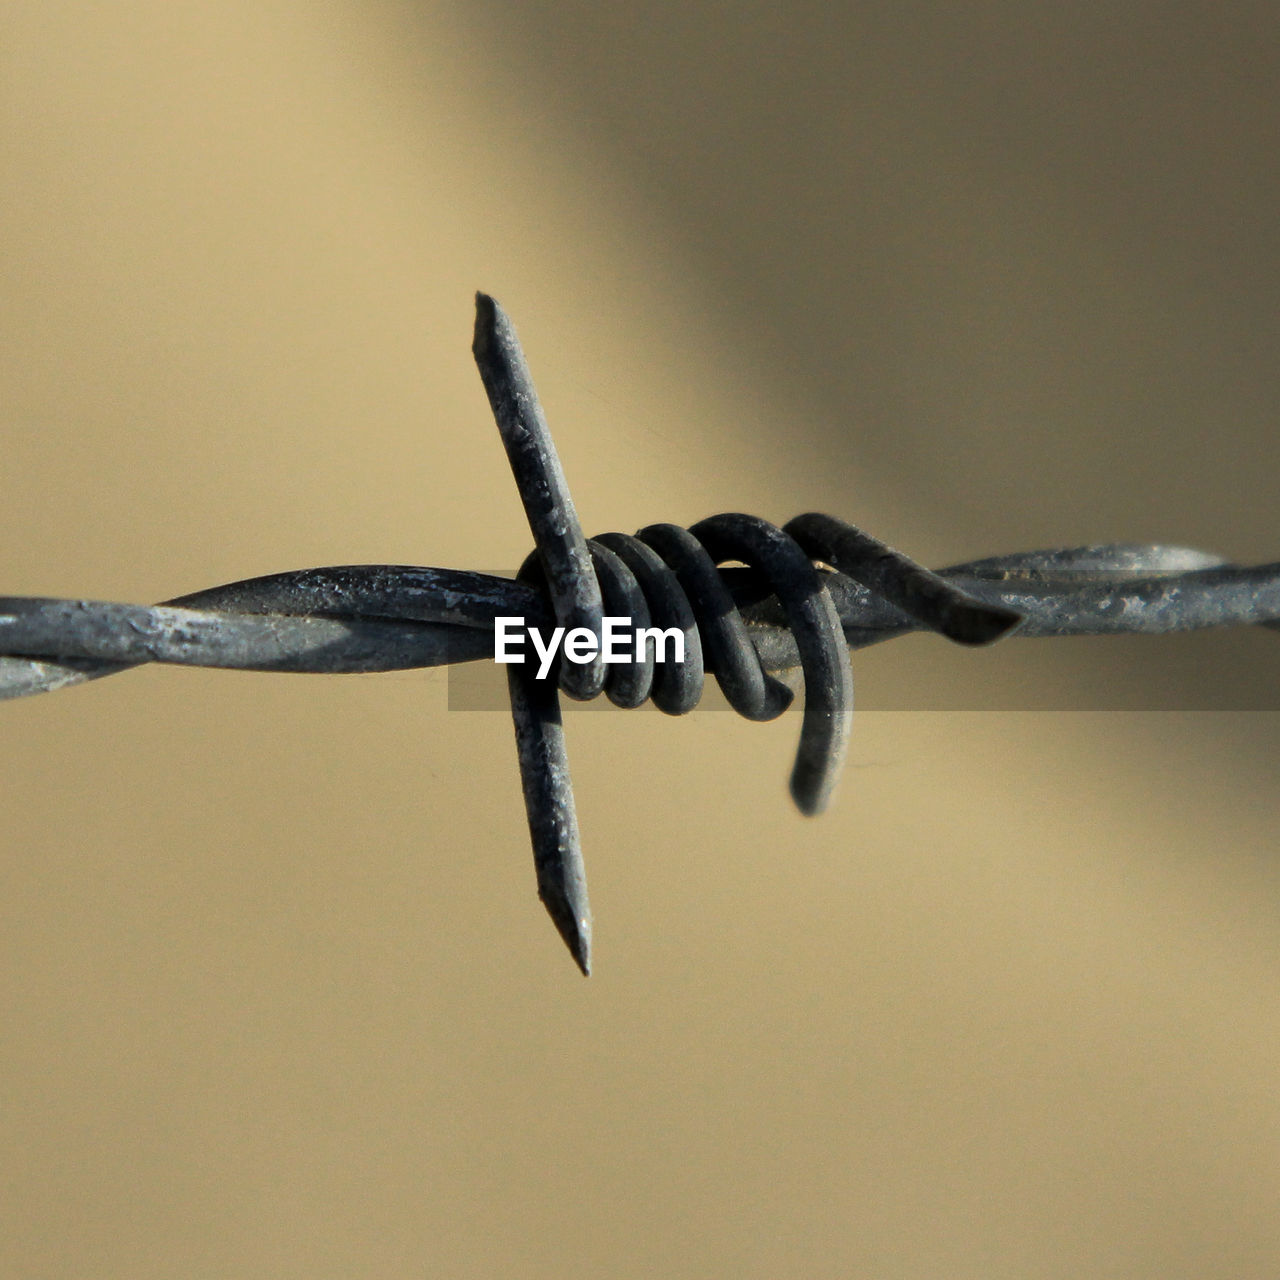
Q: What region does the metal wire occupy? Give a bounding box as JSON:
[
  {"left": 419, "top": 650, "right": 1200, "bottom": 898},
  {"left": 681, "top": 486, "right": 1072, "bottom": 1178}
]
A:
[{"left": 3, "top": 293, "right": 1277, "bottom": 973}]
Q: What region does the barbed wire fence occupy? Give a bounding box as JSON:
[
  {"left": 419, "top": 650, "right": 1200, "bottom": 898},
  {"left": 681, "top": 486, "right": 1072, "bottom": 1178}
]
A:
[{"left": 3, "top": 293, "right": 1276, "bottom": 972}]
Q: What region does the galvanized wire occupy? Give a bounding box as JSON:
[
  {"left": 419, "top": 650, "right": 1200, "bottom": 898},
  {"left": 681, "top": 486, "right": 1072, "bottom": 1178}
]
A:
[{"left": 2, "top": 293, "right": 1276, "bottom": 972}]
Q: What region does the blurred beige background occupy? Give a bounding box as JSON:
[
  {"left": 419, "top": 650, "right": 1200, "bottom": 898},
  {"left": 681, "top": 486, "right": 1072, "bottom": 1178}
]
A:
[{"left": 2, "top": 3, "right": 1278, "bottom": 1276}]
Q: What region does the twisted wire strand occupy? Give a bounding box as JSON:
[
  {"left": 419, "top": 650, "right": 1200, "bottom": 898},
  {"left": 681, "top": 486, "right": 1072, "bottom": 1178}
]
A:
[
  {"left": 5, "top": 550, "right": 1274, "bottom": 696},
  {"left": 2, "top": 294, "right": 1276, "bottom": 973}
]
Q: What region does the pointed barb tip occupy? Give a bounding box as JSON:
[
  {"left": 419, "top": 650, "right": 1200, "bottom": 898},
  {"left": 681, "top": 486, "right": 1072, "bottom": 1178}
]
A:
[{"left": 540, "top": 889, "right": 592, "bottom": 976}]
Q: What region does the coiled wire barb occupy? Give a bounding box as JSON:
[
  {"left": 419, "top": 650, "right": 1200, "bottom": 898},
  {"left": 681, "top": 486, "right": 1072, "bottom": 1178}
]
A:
[{"left": 3, "top": 293, "right": 1279, "bottom": 973}]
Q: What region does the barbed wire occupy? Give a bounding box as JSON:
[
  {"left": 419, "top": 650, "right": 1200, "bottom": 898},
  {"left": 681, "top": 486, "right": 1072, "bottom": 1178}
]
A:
[{"left": 3, "top": 293, "right": 1276, "bottom": 973}]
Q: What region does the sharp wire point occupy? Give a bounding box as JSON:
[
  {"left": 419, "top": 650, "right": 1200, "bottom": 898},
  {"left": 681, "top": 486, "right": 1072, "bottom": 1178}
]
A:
[{"left": 1, "top": 294, "right": 1277, "bottom": 973}]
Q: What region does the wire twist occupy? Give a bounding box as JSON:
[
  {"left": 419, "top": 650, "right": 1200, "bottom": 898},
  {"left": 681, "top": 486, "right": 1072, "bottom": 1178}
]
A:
[{"left": 2, "top": 293, "right": 1276, "bottom": 972}]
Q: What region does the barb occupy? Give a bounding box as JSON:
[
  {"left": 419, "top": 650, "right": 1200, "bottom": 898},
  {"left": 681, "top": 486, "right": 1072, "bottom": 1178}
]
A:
[{"left": 2, "top": 294, "right": 1277, "bottom": 973}]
